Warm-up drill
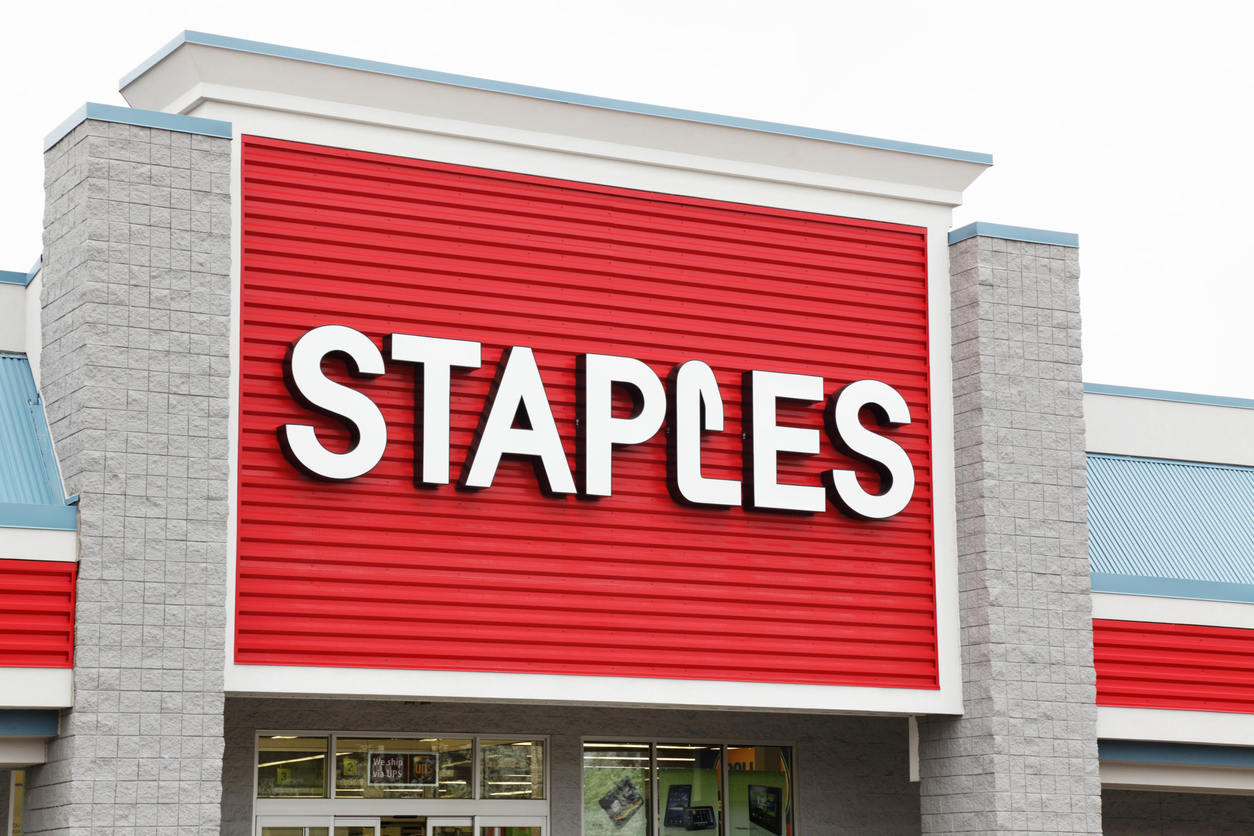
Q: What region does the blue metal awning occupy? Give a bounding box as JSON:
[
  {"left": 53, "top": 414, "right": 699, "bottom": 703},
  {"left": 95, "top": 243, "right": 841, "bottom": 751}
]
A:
[
  {"left": 0, "top": 353, "right": 75, "bottom": 530},
  {"left": 1088, "top": 453, "right": 1254, "bottom": 598}
]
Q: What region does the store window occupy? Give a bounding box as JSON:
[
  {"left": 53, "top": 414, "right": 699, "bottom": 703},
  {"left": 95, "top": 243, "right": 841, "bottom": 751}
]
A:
[
  {"left": 583, "top": 743, "right": 651, "bottom": 836},
  {"left": 658, "top": 745, "right": 721, "bottom": 836},
  {"left": 256, "top": 735, "right": 546, "bottom": 802},
  {"left": 259, "top": 736, "right": 329, "bottom": 798},
  {"left": 581, "top": 743, "right": 792, "bottom": 836},
  {"left": 727, "top": 747, "right": 791, "bottom": 836},
  {"left": 481, "top": 739, "right": 545, "bottom": 799},
  {"left": 336, "top": 738, "right": 473, "bottom": 799}
]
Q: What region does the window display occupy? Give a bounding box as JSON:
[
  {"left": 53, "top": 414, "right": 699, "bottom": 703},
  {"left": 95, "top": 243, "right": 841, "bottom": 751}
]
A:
[
  {"left": 657, "top": 745, "right": 721, "bottom": 836},
  {"left": 258, "top": 736, "right": 329, "bottom": 798},
  {"left": 745, "top": 786, "right": 781, "bottom": 836},
  {"left": 582, "top": 743, "right": 792, "bottom": 836},
  {"left": 256, "top": 735, "right": 545, "bottom": 802},
  {"left": 336, "top": 738, "right": 473, "bottom": 799},
  {"left": 727, "top": 747, "right": 791, "bottom": 836},
  {"left": 480, "top": 739, "right": 545, "bottom": 799},
  {"left": 583, "top": 743, "right": 651, "bottom": 836},
  {"left": 662, "top": 783, "right": 690, "bottom": 828}
]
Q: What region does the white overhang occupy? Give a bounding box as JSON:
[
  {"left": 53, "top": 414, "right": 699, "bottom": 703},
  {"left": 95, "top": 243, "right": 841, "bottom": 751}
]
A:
[
  {"left": 0, "top": 668, "right": 72, "bottom": 710},
  {"left": 0, "top": 737, "right": 47, "bottom": 769},
  {"left": 1085, "top": 387, "right": 1254, "bottom": 467},
  {"left": 119, "top": 32, "right": 990, "bottom": 208},
  {"left": 1100, "top": 761, "right": 1254, "bottom": 796}
]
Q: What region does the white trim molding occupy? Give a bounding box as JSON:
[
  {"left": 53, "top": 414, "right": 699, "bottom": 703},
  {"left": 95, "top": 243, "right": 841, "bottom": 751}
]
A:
[
  {"left": 1086, "top": 392, "right": 1254, "bottom": 467},
  {"left": 0, "top": 528, "right": 77, "bottom": 563},
  {"left": 1101, "top": 762, "right": 1254, "bottom": 795},
  {"left": 1093, "top": 592, "right": 1254, "bottom": 630},
  {"left": 0, "top": 668, "right": 72, "bottom": 709},
  {"left": 227, "top": 663, "right": 960, "bottom": 715},
  {"left": 1099, "top": 706, "right": 1254, "bottom": 748},
  {"left": 0, "top": 737, "right": 47, "bottom": 770}
]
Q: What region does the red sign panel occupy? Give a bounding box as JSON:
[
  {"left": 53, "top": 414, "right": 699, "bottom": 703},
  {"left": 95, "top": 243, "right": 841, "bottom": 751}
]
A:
[
  {"left": 0, "top": 559, "right": 76, "bottom": 668},
  {"left": 1095, "top": 618, "right": 1254, "bottom": 713},
  {"left": 236, "top": 135, "right": 937, "bottom": 688}
]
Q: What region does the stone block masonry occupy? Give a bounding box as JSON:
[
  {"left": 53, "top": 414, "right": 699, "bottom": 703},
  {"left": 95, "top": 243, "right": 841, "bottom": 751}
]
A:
[
  {"left": 27, "top": 119, "right": 231, "bottom": 835},
  {"left": 918, "top": 235, "right": 1101, "bottom": 834}
]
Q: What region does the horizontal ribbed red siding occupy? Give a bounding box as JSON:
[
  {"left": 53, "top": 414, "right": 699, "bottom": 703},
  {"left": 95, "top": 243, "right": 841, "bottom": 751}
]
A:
[
  {"left": 1095, "top": 619, "right": 1254, "bottom": 713},
  {"left": 236, "top": 135, "right": 937, "bottom": 688},
  {"left": 0, "top": 559, "right": 76, "bottom": 668}
]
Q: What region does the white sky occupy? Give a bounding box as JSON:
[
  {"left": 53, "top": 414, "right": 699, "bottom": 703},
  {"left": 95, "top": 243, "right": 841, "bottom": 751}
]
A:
[{"left": 3, "top": 1, "right": 1251, "bottom": 397}]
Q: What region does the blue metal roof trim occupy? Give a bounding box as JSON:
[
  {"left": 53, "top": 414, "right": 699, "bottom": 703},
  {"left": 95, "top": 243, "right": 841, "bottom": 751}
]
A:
[
  {"left": 122, "top": 31, "right": 993, "bottom": 166},
  {"left": 0, "top": 709, "right": 60, "bottom": 737},
  {"left": 1099, "top": 740, "right": 1254, "bottom": 769},
  {"left": 44, "top": 103, "right": 232, "bottom": 152},
  {"left": 1084, "top": 382, "right": 1254, "bottom": 410},
  {"left": 0, "top": 354, "right": 67, "bottom": 510},
  {"left": 2, "top": 259, "right": 41, "bottom": 287},
  {"left": 948, "top": 222, "right": 1079, "bottom": 248},
  {"left": 1091, "top": 573, "right": 1254, "bottom": 604},
  {"left": 1088, "top": 453, "right": 1254, "bottom": 585},
  {"left": 0, "top": 502, "right": 77, "bottom": 531}
]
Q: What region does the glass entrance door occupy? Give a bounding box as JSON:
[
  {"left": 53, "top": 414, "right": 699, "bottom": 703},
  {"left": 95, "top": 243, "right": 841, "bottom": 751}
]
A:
[
  {"left": 428, "top": 817, "right": 474, "bottom": 836},
  {"left": 256, "top": 817, "right": 381, "bottom": 836},
  {"left": 475, "top": 815, "right": 546, "bottom": 836},
  {"left": 258, "top": 817, "right": 330, "bottom": 836}
]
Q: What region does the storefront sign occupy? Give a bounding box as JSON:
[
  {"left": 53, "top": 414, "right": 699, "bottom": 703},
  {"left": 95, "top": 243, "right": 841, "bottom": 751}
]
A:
[
  {"left": 236, "top": 135, "right": 940, "bottom": 690},
  {"left": 278, "top": 326, "right": 915, "bottom": 520},
  {"left": 367, "top": 752, "right": 439, "bottom": 787}
]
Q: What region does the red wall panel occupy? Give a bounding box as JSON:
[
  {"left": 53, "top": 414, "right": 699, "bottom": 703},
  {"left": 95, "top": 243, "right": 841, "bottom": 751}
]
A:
[
  {"left": 1095, "top": 618, "right": 1254, "bottom": 713},
  {"left": 236, "top": 135, "right": 937, "bottom": 688},
  {"left": 0, "top": 559, "right": 76, "bottom": 668}
]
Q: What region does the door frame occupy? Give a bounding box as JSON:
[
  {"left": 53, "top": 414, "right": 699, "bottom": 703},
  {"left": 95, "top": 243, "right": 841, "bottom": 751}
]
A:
[{"left": 473, "top": 815, "right": 547, "bottom": 836}]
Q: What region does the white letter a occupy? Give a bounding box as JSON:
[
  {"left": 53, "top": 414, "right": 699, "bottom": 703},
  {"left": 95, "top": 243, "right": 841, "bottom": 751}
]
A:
[{"left": 458, "top": 346, "right": 576, "bottom": 495}]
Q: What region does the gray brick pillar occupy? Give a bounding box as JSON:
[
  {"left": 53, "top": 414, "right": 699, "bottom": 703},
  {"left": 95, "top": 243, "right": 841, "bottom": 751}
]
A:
[
  {"left": 917, "top": 233, "right": 1100, "bottom": 834},
  {"left": 27, "top": 117, "right": 231, "bottom": 835}
]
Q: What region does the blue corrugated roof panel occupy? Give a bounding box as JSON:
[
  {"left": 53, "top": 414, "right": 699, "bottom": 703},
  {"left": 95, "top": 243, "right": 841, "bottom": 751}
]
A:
[
  {"left": 0, "top": 354, "right": 65, "bottom": 506},
  {"left": 1088, "top": 453, "right": 1254, "bottom": 583}
]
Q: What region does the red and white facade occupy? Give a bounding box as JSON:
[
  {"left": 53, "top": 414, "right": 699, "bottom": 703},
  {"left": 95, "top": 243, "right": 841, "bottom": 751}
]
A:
[
  {"left": 111, "top": 35, "right": 983, "bottom": 718},
  {"left": 234, "top": 135, "right": 944, "bottom": 704},
  {"left": 9, "top": 28, "right": 1254, "bottom": 836}
]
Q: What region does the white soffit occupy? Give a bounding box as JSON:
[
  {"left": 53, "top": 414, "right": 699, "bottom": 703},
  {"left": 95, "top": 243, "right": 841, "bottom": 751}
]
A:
[
  {"left": 1085, "top": 392, "right": 1254, "bottom": 467},
  {"left": 0, "top": 528, "right": 77, "bottom": 563},
  {"left": 119, "top": 35, "right": 989, "bottom": 206},
  {"left": 0, "top": 737, "right": 48, "bottom": 769},
  {"left": 1101, "top": 762, "right": 1254, "bottom": 796},
  {"left": 1093, "top": 592, "right": 1254, "bottom": 631},
  {"left": 1098, "top": 706, "right": 1254, "bottom": 748},
  {"left": 0, "top": 668, "right": 73, "bottom": 709},
  {"left": 226, "top": 663, "right": 962, "bottom": 716}
]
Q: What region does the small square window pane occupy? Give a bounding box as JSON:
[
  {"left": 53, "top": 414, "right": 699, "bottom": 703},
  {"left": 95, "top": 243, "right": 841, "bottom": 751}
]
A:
[
  {"left": 728, "top": 746, "right": 792, "bottom": 836},
  {"left": 257, "top": 736, "right": 328, "bottom": 798},
  {"left": 658, "top": 744, "right": 721, "bottom": 835},
  {"left": 583, "top": 742, "right": 651, "bottom": 836},
  {"left": 481, "top": 739, "right": 545, "bottom": 799}
]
